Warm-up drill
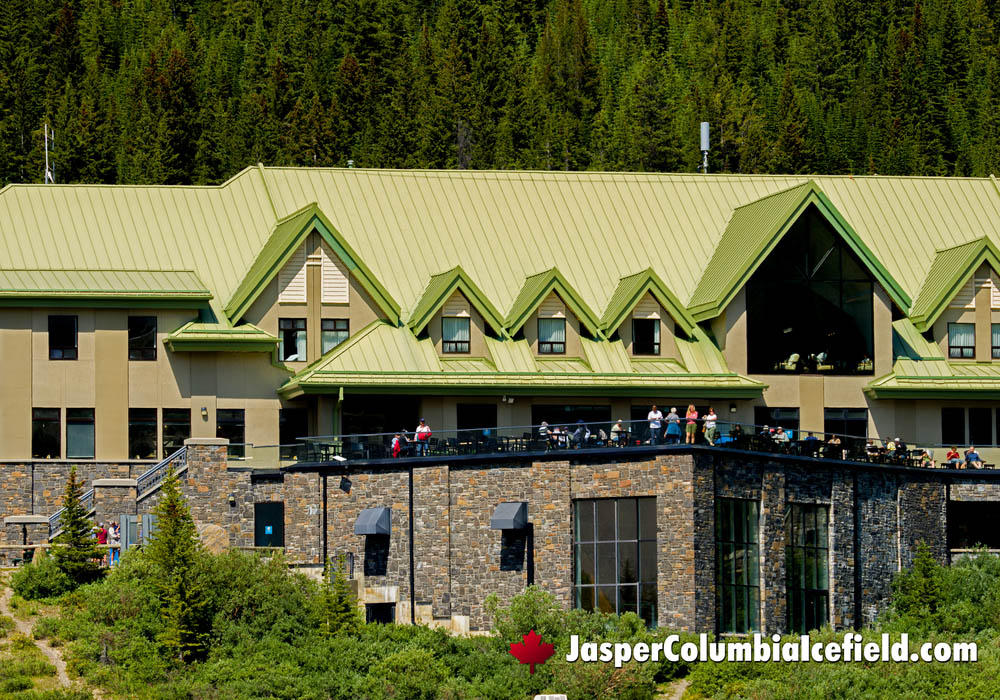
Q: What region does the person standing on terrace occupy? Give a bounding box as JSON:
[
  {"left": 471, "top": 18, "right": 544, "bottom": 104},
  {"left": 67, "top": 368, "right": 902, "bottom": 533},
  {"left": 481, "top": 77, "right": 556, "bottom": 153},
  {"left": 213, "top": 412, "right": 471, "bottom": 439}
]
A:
[
  {"left": 647, "top": 405, "right": 663, "bottom": 445},
  {"left": 414, "top": 419, "right": 432, "bottom": 456},
  {"left": 704, "top": 407, "right": 719, "bottom": 446},
  {"left": 685, "top": 405, "right": 698, "bottom": 444},
  {"left": 665, "top": 407, "right": 681, "bottom": 444}
]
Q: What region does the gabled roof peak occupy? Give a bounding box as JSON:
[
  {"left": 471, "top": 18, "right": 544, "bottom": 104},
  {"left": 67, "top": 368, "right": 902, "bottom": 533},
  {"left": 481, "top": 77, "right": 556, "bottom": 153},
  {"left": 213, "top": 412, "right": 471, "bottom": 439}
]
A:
[
  {"left": 505, "top": 268, "right": 604, "bottom": 338},
  {"left": 909, "top": 236, "right": 1000, "bottom": 331},
  {"left": 407, "top": 265, "right": 507, "bottom": 337},
  {"left": 602, "top": 268, "right": 696, "bottom": 336}
]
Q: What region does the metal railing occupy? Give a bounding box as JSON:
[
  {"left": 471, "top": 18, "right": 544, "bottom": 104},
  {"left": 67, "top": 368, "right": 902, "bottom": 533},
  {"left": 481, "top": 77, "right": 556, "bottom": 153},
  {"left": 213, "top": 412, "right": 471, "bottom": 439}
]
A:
[
  {"left": 277, "top": 419, "right": 966, "bottom": 469},
  {"left": 48, "top": 488, "right": 95, "bottom": 540},
  {"left": 136, "top": 447, "right": 189, "bottom": 497}
]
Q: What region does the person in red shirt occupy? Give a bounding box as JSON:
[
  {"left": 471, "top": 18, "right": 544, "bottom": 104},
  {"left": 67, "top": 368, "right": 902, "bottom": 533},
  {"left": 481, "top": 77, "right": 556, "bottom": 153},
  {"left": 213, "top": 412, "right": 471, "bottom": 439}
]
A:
[
  {"left": 96, "top": 523, "right": 109, "bottom": 566},
  {"left": 945, "top": 446, "right": 961, "bottom": 467}
]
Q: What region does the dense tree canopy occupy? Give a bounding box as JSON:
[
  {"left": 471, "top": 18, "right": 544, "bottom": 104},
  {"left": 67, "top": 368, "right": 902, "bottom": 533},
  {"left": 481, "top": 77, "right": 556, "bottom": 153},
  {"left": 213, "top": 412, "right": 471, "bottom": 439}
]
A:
[{"left": 2, "top": 0, "right": 1000, "bottom": 185}]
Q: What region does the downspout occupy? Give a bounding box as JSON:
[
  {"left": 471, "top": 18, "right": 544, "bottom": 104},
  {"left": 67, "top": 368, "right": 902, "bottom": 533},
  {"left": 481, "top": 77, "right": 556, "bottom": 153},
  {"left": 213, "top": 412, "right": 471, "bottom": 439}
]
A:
[
  {"left": 853, "top": 470, "right": 862, "bottom": 629},
  {"left": 409, "top": 463, "right": 416, "bottom": 625}
]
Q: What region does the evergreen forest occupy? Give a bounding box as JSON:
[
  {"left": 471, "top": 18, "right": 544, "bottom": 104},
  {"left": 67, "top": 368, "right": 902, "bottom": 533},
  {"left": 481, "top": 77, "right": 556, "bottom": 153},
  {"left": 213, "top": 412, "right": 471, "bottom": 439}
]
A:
[{"left": 2, "top": 0, "right": 1000, "bottom": 186}]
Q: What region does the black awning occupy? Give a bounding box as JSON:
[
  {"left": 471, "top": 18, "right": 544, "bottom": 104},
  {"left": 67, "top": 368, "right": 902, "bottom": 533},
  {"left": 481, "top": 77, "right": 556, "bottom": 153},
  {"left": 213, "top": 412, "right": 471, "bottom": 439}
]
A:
[
  {"left": 354, "top": 507, "right": 391, "bottom": 536},
  {"left": 490, "top": 501, "right": 528, "bottom": 530}
]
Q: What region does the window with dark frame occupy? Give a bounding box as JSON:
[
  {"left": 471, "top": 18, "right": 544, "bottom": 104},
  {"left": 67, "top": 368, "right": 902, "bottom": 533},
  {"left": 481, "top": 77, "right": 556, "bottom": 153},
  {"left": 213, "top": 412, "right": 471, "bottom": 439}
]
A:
[
  {"left": 969, "top": 407, "right": 993, "bottom": 446},
  {"left": 823, "top": 408, "right": 868, "bottom": 439},
  {"left": 948, "top": 322, "right": 975, "bottom": 359},
  {"left": 162, "top": 408, "right": 190, "bottom": 456},
  {"left": 48, "top": 315, "right": 78, "bottom": 360},
  {"left": 442, "top": 316, "right": 471, "bottom": 353},
  {"left": 321, "top": 318, "right": 349, "bottom": 353},
  {"left": 715, "top": 497, "right": 760, "bottom": 634},
  {"left": 66, "top": 408, "right": 95, "bottom": 459},
  {"left": 217, "top": 409, "right": 245, "bottom": 458},
  {"left": 941, "top": 407, "right": 967, "bottom": 446},
  {"left": 632, "top": 319, "right": 660, "bottom": 355},
  {"left": 128, "top": 408, "right": 157, "bottom": 459},
  {"left": 278, "top": 318, "right": 306, "bottom": 362},
  {"left": 127, "top": 316, "right": 157, "bottom": 361},
  {"left": 538, "top": 318, "right": 566, "bottom": 354},
  {"left": 786, "top": 504, "right": 830, "bottom": 633},
  {"left": 993, "top": 324, "right": 1000, "bottom": 359},
  {"left": 573, "top": 497, "right": 657, "bottom": 625},
  {"left": 31, "top": 408, "right": 60, "bottom": 459}
]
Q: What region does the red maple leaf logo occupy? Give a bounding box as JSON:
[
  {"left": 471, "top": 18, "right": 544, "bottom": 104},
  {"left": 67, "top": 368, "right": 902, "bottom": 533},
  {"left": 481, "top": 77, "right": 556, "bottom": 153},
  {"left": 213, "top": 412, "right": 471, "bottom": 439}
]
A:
[{"left": 509, "top": 629, "right": 555, "bottom": 673}]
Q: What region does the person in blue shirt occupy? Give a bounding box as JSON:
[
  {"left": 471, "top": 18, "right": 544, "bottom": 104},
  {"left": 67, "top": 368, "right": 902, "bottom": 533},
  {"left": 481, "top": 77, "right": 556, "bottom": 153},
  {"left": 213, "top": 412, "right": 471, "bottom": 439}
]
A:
[{"left": 966, "top": 446, "right": 983, "bottom": 469}]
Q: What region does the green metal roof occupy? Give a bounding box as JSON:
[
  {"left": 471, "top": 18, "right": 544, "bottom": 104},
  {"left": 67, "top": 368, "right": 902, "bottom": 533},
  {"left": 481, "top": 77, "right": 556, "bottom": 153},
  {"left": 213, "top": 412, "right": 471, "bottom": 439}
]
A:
[
  {"left": 407, "top": 266, "right": 507, "bottom": 336},
  {"left": 505, "top": 268, "right": 604, "bottom": 338},
  {"left": 601, "top": 268, "right": 696, "bottom": 336},
  {"left": 278, "top": 321, "right": 764, "bottom": 398},
  {"left": 224, "top": 202, "right": 400, "bottom": 324},
  {"left": 165, "top": 321, "right": 278, "bottom": 352},
  {"left": 688, "top": 181, "right": 911, "bottom": 321},
  {"left": 0, "top": 269, "right": 210, "bottom": 301},
  {"left": 908, "top": 237, "right": 1000, "bottom": 331}
]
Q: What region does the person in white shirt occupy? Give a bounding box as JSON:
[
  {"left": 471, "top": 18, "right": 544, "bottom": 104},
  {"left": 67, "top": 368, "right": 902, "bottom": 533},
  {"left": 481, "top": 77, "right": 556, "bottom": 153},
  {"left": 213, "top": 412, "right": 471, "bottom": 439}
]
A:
[
  {"left": 704, "top": 408, "right": 719, "bottom": 445},
  {"left": 414, "top": 418, "right": 432, "bottom": 456},
  {"left": 647, "top": 404, "right": 664, "bottom": 445}
]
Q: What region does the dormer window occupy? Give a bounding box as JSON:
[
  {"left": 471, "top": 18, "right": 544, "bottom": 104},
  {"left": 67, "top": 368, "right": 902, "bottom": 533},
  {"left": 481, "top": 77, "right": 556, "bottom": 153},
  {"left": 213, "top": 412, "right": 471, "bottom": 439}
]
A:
[
  {"left": 632, "top": 319, "right": 659, "bottom": 355},
  {"left": 443, "top": 317, "right": 470, "bottom": 353},
  {"left": 538, "top": 318, "right": 566, "bottom": 354},
  {"left": 949, "top": 323, "right": 975, "bottom": 359}
]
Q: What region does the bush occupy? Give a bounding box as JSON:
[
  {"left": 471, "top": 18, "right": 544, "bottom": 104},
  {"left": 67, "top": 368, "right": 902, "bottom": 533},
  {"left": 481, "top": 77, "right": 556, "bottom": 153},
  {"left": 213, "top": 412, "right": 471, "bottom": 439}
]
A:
[
  {"left": 11, "top": 556, "right": 74, "bottom": 601},
  {"left": 0, "top": 676, "right": 33, "bottom": 692}
]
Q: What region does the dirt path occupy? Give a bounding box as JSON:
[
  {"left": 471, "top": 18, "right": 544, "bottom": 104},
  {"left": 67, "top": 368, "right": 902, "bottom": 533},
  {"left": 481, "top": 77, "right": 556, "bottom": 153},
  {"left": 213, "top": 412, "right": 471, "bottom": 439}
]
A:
[
  {"left": 660, "top": 678, "right": 690, "bottom": 700},
  {"left": 0, "top": 583, "right": 73, "bottom": 687}
]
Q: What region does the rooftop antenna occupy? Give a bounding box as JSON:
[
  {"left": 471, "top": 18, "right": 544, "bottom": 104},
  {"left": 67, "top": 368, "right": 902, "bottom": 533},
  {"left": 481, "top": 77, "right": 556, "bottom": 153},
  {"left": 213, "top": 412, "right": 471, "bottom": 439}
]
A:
[
  {"left": 699, "top": 122, "right": 710, "bottom": 174},
  {"left": 43, "top": 123, "right": 55, "bottom": 184},
  {"left": 346, "top": 159, "right": 355, "bottom": 169}
]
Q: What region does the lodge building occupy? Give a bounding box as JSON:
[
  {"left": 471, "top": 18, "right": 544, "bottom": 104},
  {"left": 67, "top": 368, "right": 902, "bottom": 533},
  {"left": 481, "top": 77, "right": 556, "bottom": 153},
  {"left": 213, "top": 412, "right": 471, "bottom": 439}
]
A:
[{"left": 4, "top": 168, "right": 1000, "bottom": 634}]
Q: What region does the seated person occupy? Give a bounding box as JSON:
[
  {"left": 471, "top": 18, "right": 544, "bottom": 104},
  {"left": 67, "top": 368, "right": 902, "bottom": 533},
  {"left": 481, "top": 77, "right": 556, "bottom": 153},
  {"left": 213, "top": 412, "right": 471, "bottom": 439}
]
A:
[
  {"left": 610, "top": 419, "right": 626, "bottom": 445},
  {"left": 945, "top": 446, "right": 962, "bottom": 466},
  {"left": 802, "top": 432, "right": 819, "bottom": 455},
  {"left": 919, "top": 449, "right": 935, "bottom": 468},
  {"left": 773, "top": 427, "right": 790, "bottom": 443},
  {"left": 826, "top": 434, "right": 844, "bottom": 459},
  {"left": 865, "top": 439, "right": 880, "bottom": 455},
  {"left": 966, "top": 446, "right": 983, "bottom": 469}
]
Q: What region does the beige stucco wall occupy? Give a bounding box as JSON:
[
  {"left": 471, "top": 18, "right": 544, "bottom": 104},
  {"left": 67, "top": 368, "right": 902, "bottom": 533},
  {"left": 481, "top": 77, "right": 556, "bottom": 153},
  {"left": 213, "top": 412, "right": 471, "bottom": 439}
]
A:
[{"left": 0, "top": 310, "right": 32, "bottom": 459}]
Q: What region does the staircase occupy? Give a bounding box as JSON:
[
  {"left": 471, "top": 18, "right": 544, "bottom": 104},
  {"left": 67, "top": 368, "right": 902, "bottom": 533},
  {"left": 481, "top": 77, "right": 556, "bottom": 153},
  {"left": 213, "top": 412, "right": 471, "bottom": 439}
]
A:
[{"left": 46, "top": 447, "right": 188, "bottom": 541}]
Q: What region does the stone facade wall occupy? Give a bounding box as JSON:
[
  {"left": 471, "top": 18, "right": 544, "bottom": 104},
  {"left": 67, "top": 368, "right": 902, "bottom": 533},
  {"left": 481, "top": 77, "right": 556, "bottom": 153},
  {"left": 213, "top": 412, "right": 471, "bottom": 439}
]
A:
[
  {"left": 898, "top": 478, "right": 948, "bottom": 567},
  {"left": 0, "top": 461, "right": 148, "bottom": 517},
  {"left": 93, "top": 482, "right": 137, "bottom": 526}
]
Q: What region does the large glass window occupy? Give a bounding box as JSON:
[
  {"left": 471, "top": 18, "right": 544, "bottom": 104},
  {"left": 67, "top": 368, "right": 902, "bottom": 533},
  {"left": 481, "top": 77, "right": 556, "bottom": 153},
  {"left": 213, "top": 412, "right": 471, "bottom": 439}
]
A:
[
  {"left": 941, "top": 407, "right": 966, "bottom": 446},
  {"left": 48, "top": 315, "right": 78, "bottom": 360},
  {"left": 128, "top": 408, "right": 157, "bottom": 459},
  {"left": 716, "top": 498, "right": 760, "bottom": 633},
  {"left": 127, "top": 316, "right": 157, "bottom": 361},
  {"left": 162, "top": 408, "right": 190, "bottom": 455},
  {"left": 321, "top": 319, "right": 349, "bottom": 354},
  {"left": 217, "top": 409, "right": 245, "bottom": 458},
  {"left": 31, "top": 408, "right": 60, "bottom": 459},
  {"left": 787, "top": 504, "right": 830, "bottom": 633},
  {"left": 970, "top": 407, "right": 993, "bottom": 446},
  {"left": 279, "top": 408, "right": 309, "bottom": 460},
  {"left": 66, "top": 408, "right": 95, "bottom": 459},
  {"left": 823, "top": 408, "right": 868, "bottom": 439},
  {"left": 754, "top": 407, "right": 799, "bottom": 435},
  {"left": 279, "top": 318, "right": 306, "bottom": 362},
  {"left": 747, "top": 207, "right": 874, "bottom": 374},
  {"left": 442, "top": 317, "right": 471, "bottom": 354},
  {"left": 632, "top": 319, "right": 660, "bottom": 355},
  {"left": 538, "top": 318, "right": 566, "bottom": 354},
  {"left": 574, "top": 498, "right": 657, "bottom": 625},
  {"left": 949, "top": 323, "right": 975, "bottom": 359}
]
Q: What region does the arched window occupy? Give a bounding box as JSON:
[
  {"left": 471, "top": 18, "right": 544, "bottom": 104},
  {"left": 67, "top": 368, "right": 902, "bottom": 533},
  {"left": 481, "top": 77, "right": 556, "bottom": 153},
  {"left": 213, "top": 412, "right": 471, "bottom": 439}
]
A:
[{"left": 747, "top": 206, "right": 875, "bottom": 375}]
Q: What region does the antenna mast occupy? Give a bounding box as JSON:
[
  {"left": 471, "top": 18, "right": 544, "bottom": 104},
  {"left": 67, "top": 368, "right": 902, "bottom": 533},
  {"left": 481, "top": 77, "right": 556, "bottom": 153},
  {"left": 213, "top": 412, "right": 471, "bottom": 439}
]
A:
[
  {"left": 699, "top": 122, "right": 710, "bottom": 174},
  {"left": 43, "top": 123, "right": 55, "bottom": 184}
]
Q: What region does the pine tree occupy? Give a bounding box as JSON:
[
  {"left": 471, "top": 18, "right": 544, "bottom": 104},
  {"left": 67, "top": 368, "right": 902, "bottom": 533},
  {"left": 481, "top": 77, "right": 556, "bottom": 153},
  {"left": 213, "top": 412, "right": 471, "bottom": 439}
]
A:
[
  {"left": 318, "top": 554, "right": 361, "bottom": 637},
  {"left": 145, "top": 467, "right": 207, "bottom": 663},
  {"left": 51, "top": 466, "right": 103, "bottom": 586}
]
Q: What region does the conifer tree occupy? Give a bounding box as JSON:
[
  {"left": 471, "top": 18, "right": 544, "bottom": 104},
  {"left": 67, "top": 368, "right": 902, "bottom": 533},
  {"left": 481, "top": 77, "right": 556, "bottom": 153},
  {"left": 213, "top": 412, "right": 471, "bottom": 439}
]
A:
[
  {"left": 51, "top": 466, "right": 103, "bottom": 586},
  {"left": 319, "top": 554, "right": 361, "bottom": 637},
  {"left": 145, "top": 467, "right": 207, "bottom": 663}
]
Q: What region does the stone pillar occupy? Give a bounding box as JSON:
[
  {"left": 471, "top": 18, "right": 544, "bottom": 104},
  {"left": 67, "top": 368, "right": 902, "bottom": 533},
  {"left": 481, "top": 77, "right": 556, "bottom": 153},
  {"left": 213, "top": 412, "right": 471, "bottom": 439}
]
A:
[
  {"left": 412, "top": 464, "right": 451, "bottom": 619},
  {"left": 93, "top": 479, "right": 137, "bottom": 526},
  {"left": 530, "top": 460, "right": 572, "bottom": 610},
  {"left": 761, "top": 471, "right": 787, "bottom": 634},
  {"left": 659, "top": 453, "right": 697, "bottom": 630},
  {"left": 830, "top": 472, "right": 855, "bottom": 629},
  {"left": 181, "top": 438, "right": 235, "bottom": 552},
  {"left": 284, "top": 470, "right": 323, "bottom": 566},
  {"left": 897, "top": 478, "right": 948, "bottom": 568}
]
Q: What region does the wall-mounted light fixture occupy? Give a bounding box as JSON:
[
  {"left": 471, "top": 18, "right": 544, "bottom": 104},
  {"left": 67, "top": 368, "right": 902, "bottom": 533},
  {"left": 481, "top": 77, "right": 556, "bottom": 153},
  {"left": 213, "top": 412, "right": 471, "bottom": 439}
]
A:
[
  {"left": 227, "top": 493, "right": 236, "bottom": 507},
  {"left": 729, "top": 403, "right": 737, "bottom": 414},
  {"left": 201, "top": 406, "right": 208, "bottom": 420}
]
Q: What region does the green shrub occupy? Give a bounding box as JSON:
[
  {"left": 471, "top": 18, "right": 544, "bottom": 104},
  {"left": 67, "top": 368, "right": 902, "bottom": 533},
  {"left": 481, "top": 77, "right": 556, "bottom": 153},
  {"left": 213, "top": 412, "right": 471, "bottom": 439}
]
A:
[
  {"left": 0, "top": 676, "right": 33, "bottom": 692},
  {"left": 11, "top": 556, "right": 74, "bottom": 601}
]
